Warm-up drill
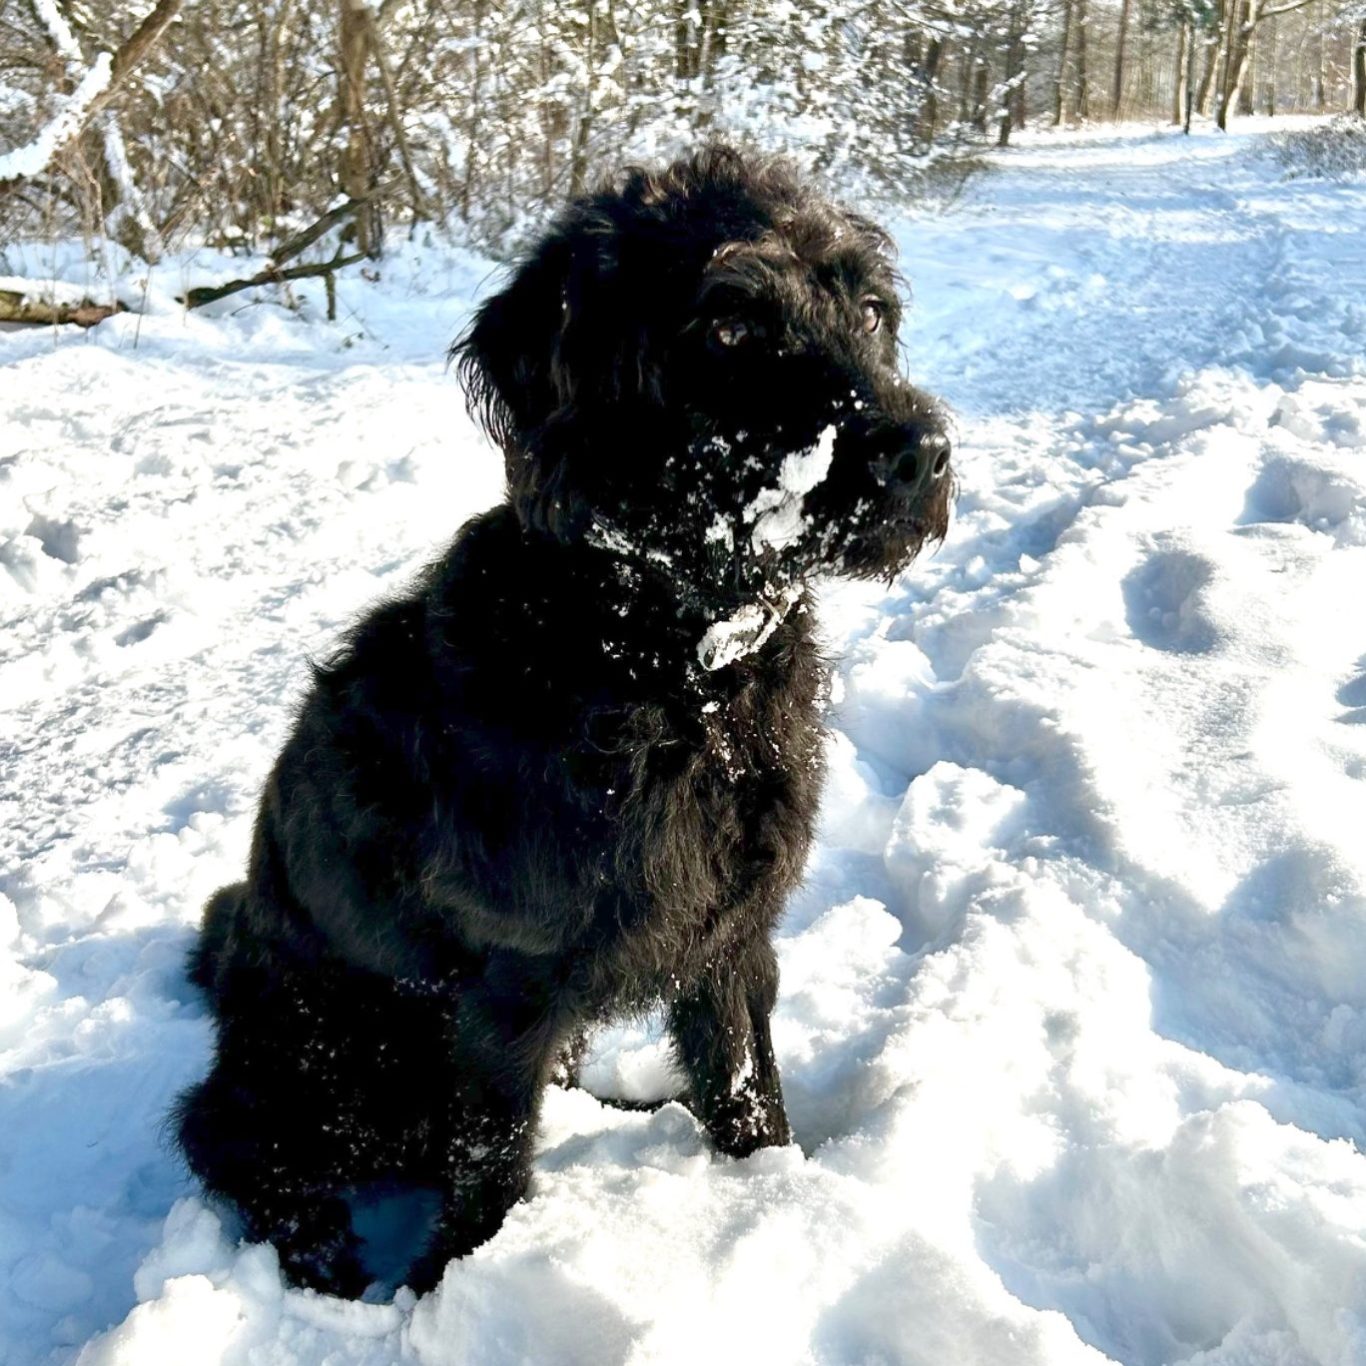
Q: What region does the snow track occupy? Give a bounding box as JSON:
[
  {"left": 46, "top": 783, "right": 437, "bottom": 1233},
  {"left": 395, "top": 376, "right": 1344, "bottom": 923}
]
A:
[{"left": 2, "top": 125, "right": 1365, "bottom": 1365}]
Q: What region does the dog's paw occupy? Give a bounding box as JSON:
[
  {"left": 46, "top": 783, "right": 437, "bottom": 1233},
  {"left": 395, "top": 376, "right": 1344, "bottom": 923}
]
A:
[
  {"left": 278, "top": 1236, "right": 370, "bottom": 1299},
  {"left": 705, "top": 1096, "right": 793, "bottom": 1159},
  {"left": 404, "top": 1243, "right": 459, "bottom": 1296}
]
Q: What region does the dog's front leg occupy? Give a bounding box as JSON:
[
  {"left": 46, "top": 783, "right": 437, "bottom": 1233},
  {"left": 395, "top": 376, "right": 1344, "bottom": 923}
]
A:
[
  {"left": 669, "top": 940, "right": 792, "bottom": 1158},
  {"left": 406, "top": 1090, "right": 539, "bottom": 1293}
]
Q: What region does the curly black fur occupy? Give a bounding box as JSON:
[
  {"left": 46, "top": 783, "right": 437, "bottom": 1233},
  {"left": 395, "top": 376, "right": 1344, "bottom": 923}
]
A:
[{"left": 173, "top": 145, "right": 952, "bottom": 1297}]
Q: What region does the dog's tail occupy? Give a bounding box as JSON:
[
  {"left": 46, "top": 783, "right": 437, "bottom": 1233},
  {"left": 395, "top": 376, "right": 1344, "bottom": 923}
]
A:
[{"left": 186, "top": 882, "right": 247, "bottom": 997}]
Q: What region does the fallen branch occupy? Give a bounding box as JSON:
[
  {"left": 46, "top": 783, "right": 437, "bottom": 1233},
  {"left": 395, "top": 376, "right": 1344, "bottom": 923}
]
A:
[
  {"left": 0, "top": 288, "right": 126, "bottom": 327},
  {"left": 0, "top": 191, "right": 383, "bottom": 327},
  {"left": 266, "top": 191, "right": 387, "bottom": 271},
  {"left": 178, "top": 187, "right": 391, "bottom": 310},
  {"left": 179, "top": 249, "right": 367, "bottom": 310}
]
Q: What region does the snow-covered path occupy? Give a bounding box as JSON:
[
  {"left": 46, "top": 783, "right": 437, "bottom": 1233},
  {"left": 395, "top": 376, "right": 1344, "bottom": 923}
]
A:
[{"left": 2, "top": 125, "right": 1365, "bottom": 1366}]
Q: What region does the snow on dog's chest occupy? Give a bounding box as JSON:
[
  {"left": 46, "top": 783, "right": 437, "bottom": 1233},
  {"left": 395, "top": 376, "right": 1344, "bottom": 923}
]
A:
[{"left": 696, "top": 425, "right": 835, "bottom": 672}]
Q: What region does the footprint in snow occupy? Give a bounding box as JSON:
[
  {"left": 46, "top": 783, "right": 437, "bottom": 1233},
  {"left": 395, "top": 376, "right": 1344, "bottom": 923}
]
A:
[
  {"left": 1337, "top": 664, "right": 1366, "bottom": 726},
  {"left": 25, "top": 513, "right": 81, "bottom": 565},
  {"left": 1121, "top": 545, "right": 1219, "bottom": 655},
  {"left": 1238, "top": 453, "right": 1366, "bottom": 547},
  {"left": 114, "top": 613, "right": 166, "bottom": 647}
]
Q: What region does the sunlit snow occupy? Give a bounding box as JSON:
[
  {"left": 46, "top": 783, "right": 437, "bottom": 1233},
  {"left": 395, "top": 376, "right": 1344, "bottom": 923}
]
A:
[{"left": 2, "top": 122, "right": 1366, "bottom": 1366}]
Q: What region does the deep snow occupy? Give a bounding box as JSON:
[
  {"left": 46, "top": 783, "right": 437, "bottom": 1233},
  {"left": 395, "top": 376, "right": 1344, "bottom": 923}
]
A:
[{"left": 2, "top": 121, "right": 1365, "bottom": 1366}]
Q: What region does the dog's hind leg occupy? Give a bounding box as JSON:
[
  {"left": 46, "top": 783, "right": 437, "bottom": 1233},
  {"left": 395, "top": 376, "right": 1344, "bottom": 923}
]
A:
[
  {"left": 175, "top": 1066, "right": 371, "bottom": 1296},
  {"left": 179, "top": 893, "right": 369, "bottom": 1292},
  {"left": 176, "top": 952, "right": 439, "bottom": 1296},
  {"left": 669, "top": 938, "right": 792, "bottom": 1158},
  {"left": 186, "top": 883, "right": 245, "bottom": 994}
]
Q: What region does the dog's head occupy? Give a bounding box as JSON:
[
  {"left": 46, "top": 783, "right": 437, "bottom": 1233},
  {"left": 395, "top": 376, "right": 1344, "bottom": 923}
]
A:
[{"left": 454, "top": 146, "right": 951, "bottom": 612}]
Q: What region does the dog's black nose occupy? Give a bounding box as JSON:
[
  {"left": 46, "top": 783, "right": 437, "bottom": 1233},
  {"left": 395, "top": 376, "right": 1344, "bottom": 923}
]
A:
[{"left": 874, "top": 424, "right": 951, "bottom": 497}]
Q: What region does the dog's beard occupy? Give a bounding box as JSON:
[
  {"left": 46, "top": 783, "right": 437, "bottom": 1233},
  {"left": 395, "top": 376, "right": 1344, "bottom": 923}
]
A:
[
  {"left": 577, "top": 423, "right": 859, "bottom": 670},
  {"left": 567, "top": 407, "right": 945, "bottom": 671},
  {"left": 587, "top": 423, "right": 838, "bottom": 598}
]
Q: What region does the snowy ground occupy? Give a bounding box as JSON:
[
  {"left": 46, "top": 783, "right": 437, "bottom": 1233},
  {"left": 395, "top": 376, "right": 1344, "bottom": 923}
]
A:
[{"left": 2, "top": 121, "right": 1365, "bottom": 1366}]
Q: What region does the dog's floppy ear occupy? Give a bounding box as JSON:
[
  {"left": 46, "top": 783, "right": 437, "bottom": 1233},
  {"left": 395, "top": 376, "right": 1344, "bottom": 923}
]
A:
[{"left": 452, "top": 237, "right": 574, "bottom": 452}]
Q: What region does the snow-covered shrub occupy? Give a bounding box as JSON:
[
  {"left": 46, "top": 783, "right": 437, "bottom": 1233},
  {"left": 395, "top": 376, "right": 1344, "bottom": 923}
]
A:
[
  {"left": 0, "top": 0, "right": 1010, "bottom": 267},
  {"left": 1268, "top": 116, "right": 1366, "bottom": 180}
]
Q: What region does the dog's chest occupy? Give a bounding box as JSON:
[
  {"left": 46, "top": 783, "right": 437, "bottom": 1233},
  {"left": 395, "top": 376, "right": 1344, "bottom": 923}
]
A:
[{"left": 581, "top": 671, "right": 824, "bottom": 990}]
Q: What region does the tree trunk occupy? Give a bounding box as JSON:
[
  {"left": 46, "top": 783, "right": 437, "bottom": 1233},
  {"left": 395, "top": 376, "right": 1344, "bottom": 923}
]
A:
[
  {"left": 972, "top": 56, "right": 990, "bottom": 133},
  {"left": 461, "top": 0, "right": 486, "bottom": 223},
  {"left": 1185, "top": 20, "right": 1197, "bottom": 132},
  {"left": 698, "top": 0, "right": 727, "bottom": 80},
  {"left": 255, "top": 0, "right": 293, "bottom": 231},
  {"left": 1356, "top": 15, "right": 1366, "bottom": 116},
  {"left": 1313, "top": 0, "right": 1326, "bottom": 111},
  {"left": 1238, "top": 26, "right": 1256, "bottom": 115},
  {"left": 1012, "top": 38, "right": 1027, "bottom": 130},
  {"left": 1136, "top": 21, "right": 1155, "bottom": 109},
  {"left": 957, "top": 37, "right": 975, "bottom": 125},
  {"left": 569, "top": 1, "right": 597, "bottom": 195},
  {"left": 1196, "top": 0, "right": 1226, "bottom": 114},
  {"left": 1214, "top": 0, "right": 1238, "bottom": 125},
  {"left": 674, "top": 0, "right": 698, "bottom": 80},
  {"left": 1216, "top": 0, "right": 1257, "bottom": 130},
  {"left": 915, "top": 37, "right": 945, "bottom": 143},
  {"left": 1112, "top": 0, "right": 1133, "bottom": 117},
  {"left": 1055, "top": 0, "right": 1075, "bottom": 124},
  {"left": 1075, "top": 0, "right": 1090, "bottom": 119},
  {"left": 359, "top": 5, "right": 426, "bottom": 223},
  {"left": 996, "top": 0, "right": 1029, "bottom": 145},
  {"left": 1262, "top": 13, "right": 1277, "bottom": 116},
  {"left": 339, "top": 0, "right": 380, "bottom": 256},
  {"left": 1172, "top": 22, "right": 1187, "bottom": 124}
]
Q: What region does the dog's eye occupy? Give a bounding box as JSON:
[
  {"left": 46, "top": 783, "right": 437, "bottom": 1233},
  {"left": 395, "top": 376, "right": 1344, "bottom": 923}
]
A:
[
  {"left": 860, "top": 299, "right": 886, "bottom": 335},
  {"left": 710, "top": 317, "right": 750, "bottom": 350}
]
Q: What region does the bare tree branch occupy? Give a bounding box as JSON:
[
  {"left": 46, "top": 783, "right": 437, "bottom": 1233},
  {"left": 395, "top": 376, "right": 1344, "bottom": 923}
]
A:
[
  {"left": 1256, "top": 0, "right": 1318, "bottom": 21},
  {"left": 0, "top": 0, "right": 182, "bottom": 186}
]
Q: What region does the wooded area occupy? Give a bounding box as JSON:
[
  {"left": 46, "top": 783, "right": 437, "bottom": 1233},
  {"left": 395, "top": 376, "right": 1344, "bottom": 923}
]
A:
[{"left": 1, "top": 0, "right": 1363, "bottom": 269}]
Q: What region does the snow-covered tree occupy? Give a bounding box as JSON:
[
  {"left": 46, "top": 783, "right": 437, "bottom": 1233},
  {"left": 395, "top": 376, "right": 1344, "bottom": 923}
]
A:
[{"left": 1, "top": 0, "right": 1361, "bottom": 268}]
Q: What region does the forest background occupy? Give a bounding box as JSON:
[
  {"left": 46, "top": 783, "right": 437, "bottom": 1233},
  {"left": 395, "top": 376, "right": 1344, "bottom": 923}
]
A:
[{"left": 1, "top": 0, "right": 1364, "bottom": 303}]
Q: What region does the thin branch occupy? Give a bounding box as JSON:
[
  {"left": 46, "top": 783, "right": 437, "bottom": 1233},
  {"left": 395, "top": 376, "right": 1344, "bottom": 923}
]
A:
[{"left": 1254, "top": 0, "right": 1316, "bottom": 21}]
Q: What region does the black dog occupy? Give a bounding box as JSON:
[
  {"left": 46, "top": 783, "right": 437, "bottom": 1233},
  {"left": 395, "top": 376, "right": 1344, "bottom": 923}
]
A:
[{"left": 174, "top": 146, "right": 951, "bottom": 1296}]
